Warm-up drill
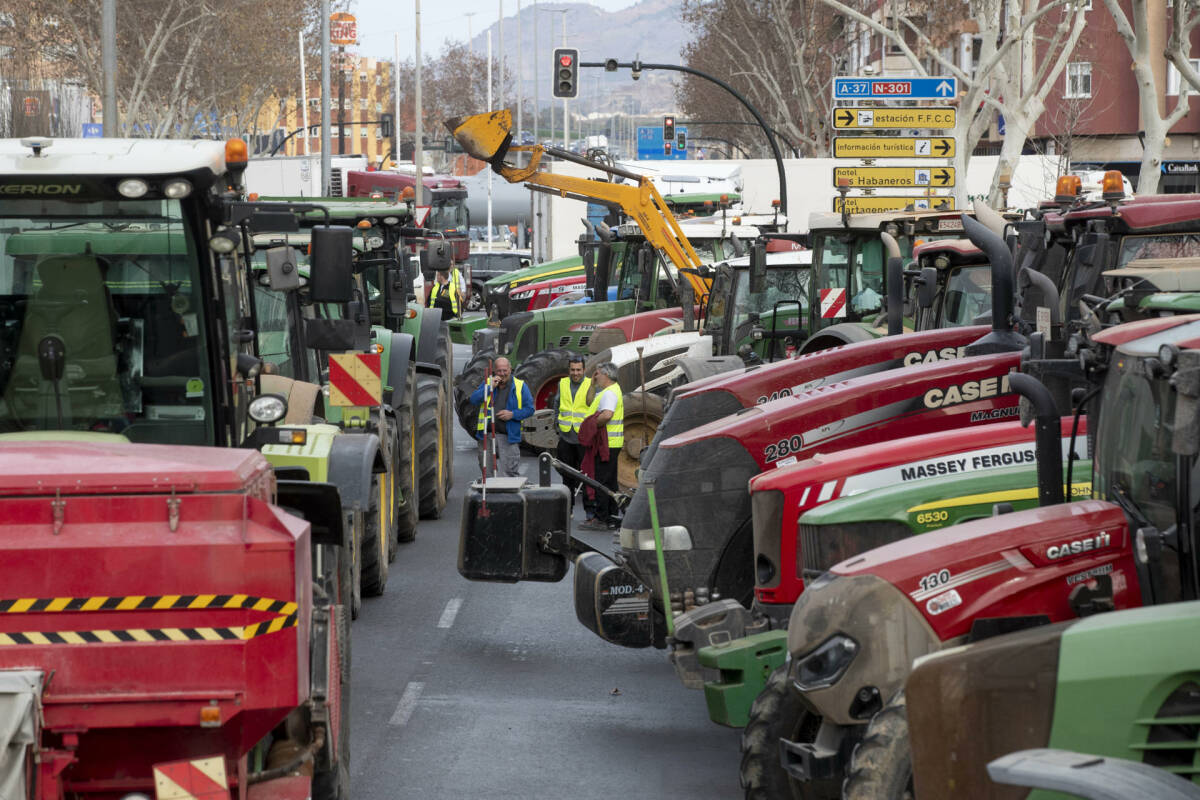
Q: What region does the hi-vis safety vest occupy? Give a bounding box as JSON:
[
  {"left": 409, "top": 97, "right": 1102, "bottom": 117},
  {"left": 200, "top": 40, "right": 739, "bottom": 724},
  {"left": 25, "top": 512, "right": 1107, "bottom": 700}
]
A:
[
  {"left": 429, "top": 269, "right": 461, "bottom": 315},
  {"left": 477, "top": 377, "right": 526, "bottom": 435},
  {"left": 589, "top": 383, "right": 624, "bottom": 449},
  {"left": 556, "top": 376, "right": 592, "bottom": 433}
]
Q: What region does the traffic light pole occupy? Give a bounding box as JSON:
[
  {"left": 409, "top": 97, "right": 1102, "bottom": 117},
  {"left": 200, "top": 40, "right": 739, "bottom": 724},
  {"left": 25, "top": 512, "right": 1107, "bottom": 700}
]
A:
[{"left": 581, "top": 59, "right": 788, "bottom": 215}]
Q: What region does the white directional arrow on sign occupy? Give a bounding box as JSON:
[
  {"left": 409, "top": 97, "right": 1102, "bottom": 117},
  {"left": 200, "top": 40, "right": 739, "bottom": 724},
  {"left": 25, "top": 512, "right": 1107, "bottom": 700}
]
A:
[{"left": 936, "top": 80, "right": 954, "bottom": 97}]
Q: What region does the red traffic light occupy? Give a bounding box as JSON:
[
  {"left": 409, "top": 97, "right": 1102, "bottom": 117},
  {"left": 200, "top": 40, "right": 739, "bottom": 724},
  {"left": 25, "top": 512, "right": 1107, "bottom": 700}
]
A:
[{"left": 559, "top": 54, "right": 573, "bottom": 66}]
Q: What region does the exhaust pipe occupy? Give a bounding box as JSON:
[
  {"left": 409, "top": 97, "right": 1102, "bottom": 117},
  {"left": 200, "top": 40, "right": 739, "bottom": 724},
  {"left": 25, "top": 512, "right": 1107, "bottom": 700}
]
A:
[
  {"left": 1008, "top": 372, "right": 1064, "bottom": 507},
  {"left": 963, "top": 213, "right": 1025, "bottom": 355},
  {"left": 881, "top": 231, "right": 903, "bottom": 337}
]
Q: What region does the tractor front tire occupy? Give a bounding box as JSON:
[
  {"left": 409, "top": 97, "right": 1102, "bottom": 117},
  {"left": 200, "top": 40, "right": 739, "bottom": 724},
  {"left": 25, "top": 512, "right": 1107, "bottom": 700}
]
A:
[
  {"left": 841, "top": 692, "right": 913, "bottom": 800},
  {"left": 618, "top": 390, "right": 664, "bottom": 491},
  {"left": 435, "top": 323, "right": 454, "bottom": 497},
  {"left": 416, "top": 373, "right": 448, "bottom": 519},
  {"left": 740, "top": 665, "right": 840, "bottom": 800},
  {"left": 394, "top": 369, "right": 420, "bottom": 545},
  {"left": 455, "top": 348, "right": 495, "bottom": 435},
  {"left": 312, "top": 603, "right": 352, "bottom": 800}
]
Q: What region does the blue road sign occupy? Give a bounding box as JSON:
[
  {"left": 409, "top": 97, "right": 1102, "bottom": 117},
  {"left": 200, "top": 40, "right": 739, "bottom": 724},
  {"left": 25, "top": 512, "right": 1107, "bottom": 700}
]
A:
[
  {"left": 833, "top": 76, "right": 958, "bottom": 100},
  {"left": 636, "top": 125, "right": 688, "bottom": 160},
  {"left": 81, "top": 123, "right": 102, "bottom": 138}
]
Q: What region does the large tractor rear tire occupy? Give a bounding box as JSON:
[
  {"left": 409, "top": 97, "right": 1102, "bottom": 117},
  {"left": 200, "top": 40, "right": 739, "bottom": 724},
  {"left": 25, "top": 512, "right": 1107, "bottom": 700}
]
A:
[
  {"left": 455, "top": 348, "right": 495, "bottom": 435},
  {"left": 841, "top": 692, "right": 913, "bottom": 800},
  {"left": 394, "top": 370, "right": 420, "bottom": 545},
  {"left": 740, "top": 666, "right": 840, "bottom": 800},
  {"left": 416, "top": 373, "right": 448, "bottom": 519},
  {"left": 360, "top": 473, "right": 389, "bottom": 597},
  {"left": 346, "top": 510, "right": 363, "bottom": 620},
  {"left": 618, "top": 390, "right": 664, "bottom": 491},
  {"left": 435, "top": 323, "right": 454, "bottom": 497},
  {"left": 514, "top": 347, "right": 576, "bottom": 412}
]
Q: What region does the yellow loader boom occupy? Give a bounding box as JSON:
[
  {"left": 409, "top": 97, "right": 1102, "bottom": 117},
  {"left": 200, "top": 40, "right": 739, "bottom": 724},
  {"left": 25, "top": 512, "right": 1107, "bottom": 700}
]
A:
[{"left": 446, "top": 110, "right": 709, "bottom": 300}]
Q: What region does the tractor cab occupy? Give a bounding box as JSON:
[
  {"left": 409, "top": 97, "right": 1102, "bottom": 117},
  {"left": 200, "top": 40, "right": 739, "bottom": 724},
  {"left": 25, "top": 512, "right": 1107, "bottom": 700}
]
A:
[
  {"left": 909, "top": 238, "right": 992, "bottom": 330},
  {"left": 700, "top": 246, "right": 812, "bottom": 362}
]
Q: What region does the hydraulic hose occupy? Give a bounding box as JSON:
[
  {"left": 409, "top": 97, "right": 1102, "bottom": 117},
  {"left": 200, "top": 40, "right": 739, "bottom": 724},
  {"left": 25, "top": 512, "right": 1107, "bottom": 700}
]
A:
[{"left": 1009, "top": 372, "right": 1065, "bottom": 507}]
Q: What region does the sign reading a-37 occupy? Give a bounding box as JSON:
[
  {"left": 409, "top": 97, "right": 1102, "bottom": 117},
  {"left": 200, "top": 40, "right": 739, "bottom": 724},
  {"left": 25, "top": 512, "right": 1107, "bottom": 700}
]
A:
[
  {"left": 834, "top": 137, "right": 955, "bottom": 158},
  {"left": 834, "top": 166, "right": 955, "bottom": 188},
  {"left": 833, "top": 108, "right": 956, "bottom": 129},
  {"left": 834, "top": 76, "right": 958, "bottom": 100}
]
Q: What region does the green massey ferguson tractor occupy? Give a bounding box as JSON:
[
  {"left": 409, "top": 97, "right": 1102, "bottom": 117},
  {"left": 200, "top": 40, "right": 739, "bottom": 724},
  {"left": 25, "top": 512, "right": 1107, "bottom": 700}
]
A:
[{"left": 265, "top": 196, "right": 455, "bottom": 519}]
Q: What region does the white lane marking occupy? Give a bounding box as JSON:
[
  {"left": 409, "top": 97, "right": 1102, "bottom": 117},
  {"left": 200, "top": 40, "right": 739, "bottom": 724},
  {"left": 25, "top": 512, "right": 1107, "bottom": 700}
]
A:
[
  {"left": 388, "top": 681, "right": 425, "bottom": 726},
  {"left": 438, "top": 598, "right": 463, "bottom": 628}
]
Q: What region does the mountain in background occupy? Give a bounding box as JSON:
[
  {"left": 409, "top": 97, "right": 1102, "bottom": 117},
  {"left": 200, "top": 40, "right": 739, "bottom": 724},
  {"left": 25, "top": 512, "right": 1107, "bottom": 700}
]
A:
[{"left": 471, "top": 0, "right": 689, "bottom": 116}]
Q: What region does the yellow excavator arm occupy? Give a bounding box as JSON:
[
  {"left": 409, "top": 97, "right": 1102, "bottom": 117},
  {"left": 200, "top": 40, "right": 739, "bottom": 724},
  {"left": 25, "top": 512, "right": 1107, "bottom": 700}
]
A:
[{"left": 446, "top": 109, "right": 710, "bottom": 301}]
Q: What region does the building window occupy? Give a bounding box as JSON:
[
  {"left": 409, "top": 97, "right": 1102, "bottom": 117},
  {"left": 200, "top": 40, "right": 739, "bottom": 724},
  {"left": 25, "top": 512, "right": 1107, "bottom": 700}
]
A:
[
  {"left": 375, "top": 101, "right": 383, "bottom": 113},
  {"left": 360, "top": 127, "right": 368, "bottom": 137},
  {"left": 1066, "top": 62, "right": 1091, "bottom": 98},
  {"left": 1168, "top": 59, "right": 1200, "bottom": 95}
]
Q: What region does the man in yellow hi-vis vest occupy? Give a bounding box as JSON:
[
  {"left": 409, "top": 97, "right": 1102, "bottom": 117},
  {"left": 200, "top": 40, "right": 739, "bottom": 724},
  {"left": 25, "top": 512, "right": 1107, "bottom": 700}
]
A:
[
  {"left": 427, "top": 266, "right": 462, "bottom": 318},
  {"left": 579, "top": 361, "right": 623, "bottom": 529},
  {"left": 551, "top": 354, "right": 591, "bottom": 513}
]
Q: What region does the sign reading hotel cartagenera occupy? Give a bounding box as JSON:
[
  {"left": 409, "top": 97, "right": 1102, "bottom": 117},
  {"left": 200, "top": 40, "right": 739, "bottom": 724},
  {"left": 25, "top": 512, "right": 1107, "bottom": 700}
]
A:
[
  {"left": 833, "top": 195, "right": 953, "bottom": 214},
  {"left": 834, "top": 137, "right": 956, "bottom": 158}
]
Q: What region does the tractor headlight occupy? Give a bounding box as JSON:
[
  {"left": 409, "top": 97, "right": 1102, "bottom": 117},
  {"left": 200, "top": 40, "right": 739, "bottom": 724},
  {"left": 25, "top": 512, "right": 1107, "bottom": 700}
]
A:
[
  {"left": 791, "top": 634, "right": 859, "bottom": 691},
  {"left": 163, "top": 178, "right": 193, "bottom": 198},
  {"left": 117, "top": 178, "right": 149, "bottom": 198},
  {"left": 248, "top": 393, "right": 288, "bottom": 424}
]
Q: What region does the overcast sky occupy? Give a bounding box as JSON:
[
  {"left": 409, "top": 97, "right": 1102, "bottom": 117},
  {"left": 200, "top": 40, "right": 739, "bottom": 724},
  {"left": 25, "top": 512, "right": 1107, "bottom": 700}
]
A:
[{"left": 352, "top": 0, "right": 638, "bottom": 64}]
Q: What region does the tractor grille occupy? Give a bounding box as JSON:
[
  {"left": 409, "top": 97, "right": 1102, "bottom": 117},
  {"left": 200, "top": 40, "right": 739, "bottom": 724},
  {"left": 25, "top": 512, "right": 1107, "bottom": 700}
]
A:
[
  {"left": 799, "top": 520, "right": 912, "bottom": 583},
  {"left": 1135, "top": 681, "right": 1200, "bottom": 781}
]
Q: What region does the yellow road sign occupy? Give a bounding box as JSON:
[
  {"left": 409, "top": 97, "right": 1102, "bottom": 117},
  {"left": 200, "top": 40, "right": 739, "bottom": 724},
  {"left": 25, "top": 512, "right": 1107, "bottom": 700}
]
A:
[
  {"left": 833, "top": 107, "right": 956, "bottom": 129},
  {"left": 834, "top": 166, "right": 955, "bottom": 189},
  {"left": 834, "top": 137, "right": 956, "bottom": 158},
  {"left": 833, "top": 196, "right": 954, "bottom": 214}
]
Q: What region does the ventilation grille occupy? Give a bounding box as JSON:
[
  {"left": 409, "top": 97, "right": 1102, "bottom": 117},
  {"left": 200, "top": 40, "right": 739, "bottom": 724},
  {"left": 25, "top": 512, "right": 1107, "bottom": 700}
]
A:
[{"left": 1134, "top": 681, "right": 1200, "bottom": 780}]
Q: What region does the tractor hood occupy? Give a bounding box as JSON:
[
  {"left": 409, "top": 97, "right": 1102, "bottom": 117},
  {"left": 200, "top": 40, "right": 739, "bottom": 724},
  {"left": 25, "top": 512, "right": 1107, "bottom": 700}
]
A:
[{"left": 0, "top": 439, "right": 275, "bottom": 497}]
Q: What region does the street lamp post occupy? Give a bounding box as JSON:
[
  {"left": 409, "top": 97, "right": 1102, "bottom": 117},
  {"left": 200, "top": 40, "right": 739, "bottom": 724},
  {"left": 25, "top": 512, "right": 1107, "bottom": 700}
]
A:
[{"left": 582, "top": 59, "right": 789, "bottom": 214}]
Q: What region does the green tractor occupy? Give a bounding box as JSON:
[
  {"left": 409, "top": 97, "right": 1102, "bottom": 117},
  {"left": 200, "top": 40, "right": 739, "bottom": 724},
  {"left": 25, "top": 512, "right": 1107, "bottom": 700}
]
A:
[{"left": 265, "top": 196, "right": 455, "bottom": 519}]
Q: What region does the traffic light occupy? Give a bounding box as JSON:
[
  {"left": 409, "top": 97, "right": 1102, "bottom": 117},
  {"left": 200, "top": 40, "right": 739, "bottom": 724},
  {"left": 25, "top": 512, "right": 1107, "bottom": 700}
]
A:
[
  {"left": 664, "top": 142, "right": 672, "bottom": 156},
  {"left": 676, "top": 129, "right": 686, "bottom": 150},
  {"left": 380, "top": 112, "right": 396, "bottom": 158},
  {"left": 553, "top": 47, "right": 579, "bottom": 99},
  {"left": 663, "top": 115, "right": 675, "bottom": 145}
]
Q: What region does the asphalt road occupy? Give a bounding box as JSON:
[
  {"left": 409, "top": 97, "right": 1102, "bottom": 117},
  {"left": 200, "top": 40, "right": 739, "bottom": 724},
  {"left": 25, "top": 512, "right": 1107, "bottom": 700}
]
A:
[{"left": 349, "top": 344, "right": 741, "bottom": 799}]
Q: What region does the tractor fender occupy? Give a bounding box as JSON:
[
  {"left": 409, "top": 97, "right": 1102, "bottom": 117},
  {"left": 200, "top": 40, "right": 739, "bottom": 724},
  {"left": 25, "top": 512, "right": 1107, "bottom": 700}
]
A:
[
  {"left": 416, "top": 307, "right": 444, "bottom": 365},
  {"left": 276, "top": 480, "right": 346, "bottom": 548},
  {"left": 799, "top": 322, "right": 881, "bottom": 354},
  {"left": 388, "top": 332, "right": 416, "bottom": 409},
  {"left": 675, "top": 355, "right": 745, "bottom": 385},
  {"left": 326, "top": 433, "right": 386, "bottom": 514}
]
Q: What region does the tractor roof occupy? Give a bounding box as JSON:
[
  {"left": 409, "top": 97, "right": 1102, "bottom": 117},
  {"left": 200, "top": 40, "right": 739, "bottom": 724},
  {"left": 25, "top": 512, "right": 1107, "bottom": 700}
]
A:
[{"left": 0, "top": 138, "right": 226, "bottom": 177}]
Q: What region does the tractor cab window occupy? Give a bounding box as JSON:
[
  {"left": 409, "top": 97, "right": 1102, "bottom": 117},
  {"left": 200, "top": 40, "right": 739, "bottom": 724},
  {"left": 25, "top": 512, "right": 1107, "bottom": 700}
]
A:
[
  {"left": 813, "top": 233, "right": 881, "bottom": 323},
  {"left": 940, "top": 266, "right": 992, "bottom": 327},
  {"left": 852, "top": 238, "right": 885, "bottom": 314},
  {"left": 1118, "top": 234, "right": 1200, "bottom": 266},
  {"left": 429, "top": 199, "right": 468, "bottom": 232},
  {"left": 730, "top": 264, "right": 810, "bottom": 347},
  {"left": 1093, "top": 357, "right": 1179, "bottom": 534},
  {"left": 0, "top": 198, "right": 211, "bottom": 443}
]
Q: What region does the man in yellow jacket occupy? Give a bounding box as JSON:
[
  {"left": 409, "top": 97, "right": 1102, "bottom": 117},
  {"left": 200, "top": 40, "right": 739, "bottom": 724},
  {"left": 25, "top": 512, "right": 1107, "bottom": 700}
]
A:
[
  {"left": 579, "top": 361, "right": 623, "bottom": 530},
  {"left": 551, "top": 355, "right": 591, "bottom": 513},
  {"left": 427, "top": 266, "right": 462, "bottom": 318}
]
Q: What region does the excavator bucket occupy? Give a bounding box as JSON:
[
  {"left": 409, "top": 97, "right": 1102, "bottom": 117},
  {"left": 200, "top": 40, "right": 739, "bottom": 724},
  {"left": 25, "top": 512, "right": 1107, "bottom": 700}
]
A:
[{"left": 445, "top": 110, "right": 513, "bottom": 164}]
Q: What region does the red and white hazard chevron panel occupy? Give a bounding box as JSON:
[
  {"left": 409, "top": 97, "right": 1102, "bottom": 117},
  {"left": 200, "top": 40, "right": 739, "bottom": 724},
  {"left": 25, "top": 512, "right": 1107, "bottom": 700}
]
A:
[
  {"left": 153, "top": 756, "right": 230, "bottom": 800},
  {"left": 820, "top": 287, "right": 847, "bottom": 318},
  {"left": 328, "top": 352, "right": 383, "bottom": 407}
]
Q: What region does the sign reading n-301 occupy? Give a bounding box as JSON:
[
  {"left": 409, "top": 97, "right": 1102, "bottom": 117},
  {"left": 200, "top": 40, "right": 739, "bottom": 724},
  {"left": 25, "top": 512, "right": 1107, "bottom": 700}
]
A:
[
  {"left": 834, "top": 76, "right": 958, "bottom": 100},
  {"left": 834, "top": 137, "right": 955, "bottom": 158},
  {"left": 833, "top": 108, "right": 956, "bottom": 129},
  {"left": 834, "top": 166, "right": 955, "bottom": 188}
]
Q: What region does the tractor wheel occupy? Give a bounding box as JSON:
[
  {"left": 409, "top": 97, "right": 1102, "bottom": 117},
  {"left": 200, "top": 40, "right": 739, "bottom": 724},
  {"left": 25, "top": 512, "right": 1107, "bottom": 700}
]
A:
[
  {"left": 359, "top": 473, "right": 389, "bottom": 597},
  {"left": 514, "top": 347, "right": 577, "bottom": 413},
  {"left": 740, "top": 666, "right": 840, "bottom": 800},
  {"left": 455, "top": 348, "right": 495, "bottom": 436},
  {"left": 435, "top": 323, "right": 455, "bottom": 497},
  {"left": 346, "top": 510, "right": 363, "bottom": 620},
  {"left": 394, "top": 366, "right": 420, "bottom": 545},
  {"left": 841, "top": 692, "right": 913, "bottom": 800},
  {"left": 617, "top": 391, "right": 664, "bottom": 491},
  {"left": 312, "top": 604, "right": 352, "bottom": 800},
  {"left": 416, "top": 373, "right": 448, "bottom": 519}
]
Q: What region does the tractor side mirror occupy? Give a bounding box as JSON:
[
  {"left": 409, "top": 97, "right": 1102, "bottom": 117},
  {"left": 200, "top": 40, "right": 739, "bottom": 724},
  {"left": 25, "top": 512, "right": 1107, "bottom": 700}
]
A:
[
  {"left": 309, "top": 225, "right": 354, "bottom": 303},
  {"left": 917, "top": 266, "right": 938, "bottom": 309},
  {"left": 265, "top": 246, "right": 302, "bottom": 291},
  {"left": 679, "top": 281, "right": 696, "bottom": 332},
  {"left": 749, "top": 241, "right": 767, "bottom": 295},
  {"left": 386, "top": 266, "right": 411, "bottom": 316}
]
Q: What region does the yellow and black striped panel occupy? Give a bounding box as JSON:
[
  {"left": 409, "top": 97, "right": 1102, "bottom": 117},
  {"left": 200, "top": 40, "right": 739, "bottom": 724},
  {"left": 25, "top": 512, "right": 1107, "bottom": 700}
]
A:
[
  {"left": 0, "top": 595, "right": 298, "bottom": 646},
  {"left": 0, "top": 594, "right": 296, "bottom": 616}
]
